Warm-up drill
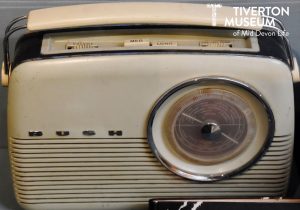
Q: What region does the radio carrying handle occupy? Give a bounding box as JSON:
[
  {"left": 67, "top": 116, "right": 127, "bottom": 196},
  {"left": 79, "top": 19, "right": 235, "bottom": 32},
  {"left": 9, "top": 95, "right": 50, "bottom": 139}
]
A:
[
  {"left": 1, "top": 16, "right": 27, "bottom": 86},
  {"left": 1, "top": 3, "right": 296, "bottom": 86},
  {"left": 26, "top": 3, "right": 262, "bottom": 31}
]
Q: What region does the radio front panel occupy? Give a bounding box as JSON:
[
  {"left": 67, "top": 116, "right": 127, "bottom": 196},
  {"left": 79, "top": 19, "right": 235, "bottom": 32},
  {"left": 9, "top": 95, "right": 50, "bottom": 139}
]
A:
[{"left": 9, "top": 54, "right": 293, "bottom": 140}]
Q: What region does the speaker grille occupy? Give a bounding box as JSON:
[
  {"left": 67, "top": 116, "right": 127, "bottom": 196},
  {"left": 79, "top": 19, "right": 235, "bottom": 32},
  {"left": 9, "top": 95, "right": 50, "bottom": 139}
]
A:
[{"left": 10, "top": 136, "right": 292, "bottom": 209}]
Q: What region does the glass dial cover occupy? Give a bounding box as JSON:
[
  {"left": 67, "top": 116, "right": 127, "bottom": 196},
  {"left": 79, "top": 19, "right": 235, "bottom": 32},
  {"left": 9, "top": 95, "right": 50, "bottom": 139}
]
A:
[{"left": 165, "top": 88, "right": 256, "bottom": 164}]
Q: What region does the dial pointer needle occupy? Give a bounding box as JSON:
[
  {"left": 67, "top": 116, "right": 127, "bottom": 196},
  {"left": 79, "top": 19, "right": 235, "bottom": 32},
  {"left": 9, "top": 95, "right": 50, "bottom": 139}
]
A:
[
  {"left": 182, "top": 113, "right": 204, "bottom": 124},
  {"left": 221, "top": 132, "right": 239, "bottom": 144},
  {"left": 182, "top": 113, "right": 238, "bottom": 144}
]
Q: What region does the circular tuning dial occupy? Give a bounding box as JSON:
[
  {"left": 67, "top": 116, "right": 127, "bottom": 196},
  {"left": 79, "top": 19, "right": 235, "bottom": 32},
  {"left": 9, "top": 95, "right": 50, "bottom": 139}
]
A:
[
  {"left": 166, "top": 88, "right": 255, "bottom": 164},
  {"left": 148, "top": 78, "right": 274, "bottom": 181}
]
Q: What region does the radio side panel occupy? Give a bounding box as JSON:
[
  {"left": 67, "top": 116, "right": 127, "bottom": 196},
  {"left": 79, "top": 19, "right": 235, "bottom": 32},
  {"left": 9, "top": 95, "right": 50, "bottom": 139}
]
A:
[{"left": 8, "top": 54, "right": 294, "bottom": 139}]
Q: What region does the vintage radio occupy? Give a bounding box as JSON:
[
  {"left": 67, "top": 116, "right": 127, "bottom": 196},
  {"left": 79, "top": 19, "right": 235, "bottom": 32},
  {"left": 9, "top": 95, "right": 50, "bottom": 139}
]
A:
[{"left": 1, "top": 2, "right": 299, "bottom": 210}]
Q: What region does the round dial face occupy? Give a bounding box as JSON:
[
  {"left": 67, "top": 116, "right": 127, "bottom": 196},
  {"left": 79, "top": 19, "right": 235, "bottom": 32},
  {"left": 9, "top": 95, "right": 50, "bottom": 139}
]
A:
[
  {"left": 165, "top": 88, "right": 256, "bottom": 164},
  {"left": 149, "top": 79, "right": 273, "bottom": 181}
]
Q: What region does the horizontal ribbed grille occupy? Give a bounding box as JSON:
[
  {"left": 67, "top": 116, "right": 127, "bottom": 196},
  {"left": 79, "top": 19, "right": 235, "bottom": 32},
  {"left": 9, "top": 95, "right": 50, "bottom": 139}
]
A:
[{"left": 10, "top": 136, "right": 292, "bottom": 209}]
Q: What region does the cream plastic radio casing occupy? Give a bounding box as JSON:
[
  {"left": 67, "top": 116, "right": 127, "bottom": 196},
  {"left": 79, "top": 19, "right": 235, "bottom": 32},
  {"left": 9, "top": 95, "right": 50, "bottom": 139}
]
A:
[
  {"left": 8, "top": 54, "right": 295, "bottom": 210},
  {"left": 4, "top": 2, "right": 296, "bottom": 210}
]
